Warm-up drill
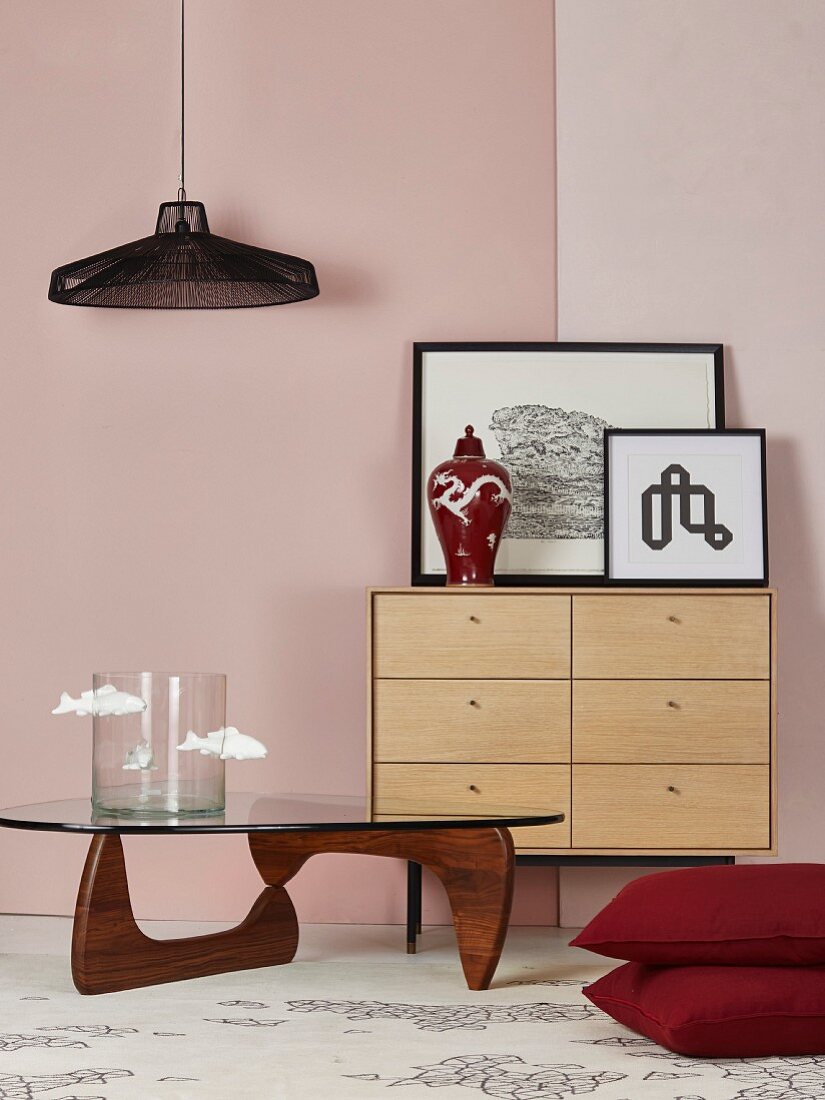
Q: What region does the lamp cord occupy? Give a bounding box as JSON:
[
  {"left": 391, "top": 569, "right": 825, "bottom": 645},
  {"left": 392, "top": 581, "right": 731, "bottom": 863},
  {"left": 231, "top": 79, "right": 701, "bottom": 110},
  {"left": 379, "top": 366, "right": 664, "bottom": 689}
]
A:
[{"left": 178, "top": 0, "right": 186, "bottom": 202}]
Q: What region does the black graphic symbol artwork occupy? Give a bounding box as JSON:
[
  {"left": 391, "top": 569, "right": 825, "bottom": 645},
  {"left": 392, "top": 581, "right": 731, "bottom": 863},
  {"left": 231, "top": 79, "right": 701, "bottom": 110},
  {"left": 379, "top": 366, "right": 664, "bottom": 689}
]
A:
[{"left": 641, "top": 464, "right": 733, "bottom": 551}]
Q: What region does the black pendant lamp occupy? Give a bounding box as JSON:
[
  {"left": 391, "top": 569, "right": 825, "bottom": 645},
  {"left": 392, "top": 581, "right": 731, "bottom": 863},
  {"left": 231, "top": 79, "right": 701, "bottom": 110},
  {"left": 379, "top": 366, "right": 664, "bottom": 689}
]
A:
[{"left": 48, "top": 2, "right": 318, "bottom": 309}]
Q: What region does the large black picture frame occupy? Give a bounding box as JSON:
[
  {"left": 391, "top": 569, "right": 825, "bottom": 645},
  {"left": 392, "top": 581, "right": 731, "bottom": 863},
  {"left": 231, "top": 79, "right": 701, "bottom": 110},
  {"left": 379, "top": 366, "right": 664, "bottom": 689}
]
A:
[
  {"left": 603, "top": 428, "right": 768, "bottom": 587},
  {"left": 412, "top": 342, "right": 725, "bottom": 586}
]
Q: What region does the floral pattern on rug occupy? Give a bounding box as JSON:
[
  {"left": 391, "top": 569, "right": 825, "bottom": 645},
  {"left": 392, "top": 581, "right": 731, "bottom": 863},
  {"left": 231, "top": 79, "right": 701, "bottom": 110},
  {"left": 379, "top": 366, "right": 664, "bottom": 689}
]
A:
[
  {"left": 348, "top": 1053, "right": 627, "bottom": 1097},
  {"left": 648, "top": 1056, "right": 825, "bottom": 1100},
  {"left": 0, "top": 1067, "right": 131, "bottom": 1098},
  {"left": 205, "top": 1016, "right": 286, "bottom": 1028},
  {"left": 0, "top": 1025, "right": 136, "bottom": 1053},
  {"left": 3, "top": 943, "right": 825, "bottom": 1100},
  {"left": 286, "top": 999, "right": 601, "bottom": 1032}
]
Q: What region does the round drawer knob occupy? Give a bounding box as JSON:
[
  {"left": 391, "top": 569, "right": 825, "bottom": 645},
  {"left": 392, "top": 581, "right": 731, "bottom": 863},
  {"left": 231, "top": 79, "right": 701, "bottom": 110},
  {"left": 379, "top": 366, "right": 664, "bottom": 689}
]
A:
[
  {"left": 468, "top": 699, "right": 478, "bottom": 707},
  {"left": 668, "top": 615, "right": 680, "bottom": 624},
  {"left": 667, "top": 700, "right": 679, "bottom": 709},
  {"left": 667, "top": 785, "right": 677, "bottom": 793},
  {"left": 469, "top": 615, "right": 480, "bottom": 623},
  {"left": 469, "top": 784, "right": 479, "bottom": 792}
]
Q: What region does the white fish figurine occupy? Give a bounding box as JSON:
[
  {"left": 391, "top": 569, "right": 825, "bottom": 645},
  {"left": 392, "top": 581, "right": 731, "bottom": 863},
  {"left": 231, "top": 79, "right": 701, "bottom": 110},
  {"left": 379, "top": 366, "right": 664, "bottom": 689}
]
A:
[
  {"left": 122, "top": 741, "right": 157, "bottom": 771},
  {"left": 177, "top": 726, "right": 268, "bottom": 761},
  {"left": 52, "top": 684, "right": 148, "bottom": 718}
]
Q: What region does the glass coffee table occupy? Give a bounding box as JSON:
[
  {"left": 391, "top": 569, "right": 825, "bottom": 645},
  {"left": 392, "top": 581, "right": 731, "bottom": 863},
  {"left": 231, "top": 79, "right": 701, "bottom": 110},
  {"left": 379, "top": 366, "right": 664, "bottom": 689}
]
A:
[{"left": 0, "top": 793, "right": 564, "bottom": 996}]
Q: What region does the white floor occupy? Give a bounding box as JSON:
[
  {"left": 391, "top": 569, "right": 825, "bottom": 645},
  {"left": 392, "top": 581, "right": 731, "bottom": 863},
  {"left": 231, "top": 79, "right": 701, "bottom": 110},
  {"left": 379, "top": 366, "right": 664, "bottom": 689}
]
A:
[{"left": 0, "top": 916, "right": 817, "bottom": 1100}]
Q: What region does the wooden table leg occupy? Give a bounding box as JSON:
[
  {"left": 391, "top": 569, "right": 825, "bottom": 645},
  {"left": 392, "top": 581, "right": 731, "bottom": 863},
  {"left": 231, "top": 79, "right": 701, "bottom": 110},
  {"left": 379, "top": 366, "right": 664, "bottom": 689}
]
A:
[
  {"left": 250, "top": 826, "right": 514, "bottom": 990},
  {"left": 71, "top": 834, "right": 298, "bottom": 995}
]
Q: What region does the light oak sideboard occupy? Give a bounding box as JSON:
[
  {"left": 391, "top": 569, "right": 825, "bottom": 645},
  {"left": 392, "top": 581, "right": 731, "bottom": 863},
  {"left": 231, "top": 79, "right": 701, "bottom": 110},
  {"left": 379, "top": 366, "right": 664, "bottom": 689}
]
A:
[{"left": 367, "top": 587, "right": 777, "bottom": 857}]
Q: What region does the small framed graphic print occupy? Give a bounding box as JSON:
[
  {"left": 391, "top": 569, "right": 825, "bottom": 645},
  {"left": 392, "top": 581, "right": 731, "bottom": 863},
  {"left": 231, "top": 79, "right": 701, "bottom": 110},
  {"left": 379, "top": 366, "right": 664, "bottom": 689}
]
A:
[
  {"left": 413, "top": 342, "right": 724, "bottom": 585},
  {"left": 604, "top": 429, "right": 768, "bottom": 585}
]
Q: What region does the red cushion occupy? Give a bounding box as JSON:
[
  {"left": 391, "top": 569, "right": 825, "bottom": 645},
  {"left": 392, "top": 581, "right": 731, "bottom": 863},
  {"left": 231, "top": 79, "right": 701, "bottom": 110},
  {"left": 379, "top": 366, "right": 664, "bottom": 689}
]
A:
[
  {"left": 585, "top": 962, "right": 825, "bottom": 1057},
  {"left": 570, "top": 864, "right": 825, "bottom": 965}
]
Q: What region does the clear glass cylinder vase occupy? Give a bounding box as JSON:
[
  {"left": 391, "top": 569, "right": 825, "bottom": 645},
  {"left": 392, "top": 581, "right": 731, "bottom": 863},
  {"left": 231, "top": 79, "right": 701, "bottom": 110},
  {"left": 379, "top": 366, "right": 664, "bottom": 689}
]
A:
[{"left": 91, "top": 672, "right": 226, "bottom": 816}]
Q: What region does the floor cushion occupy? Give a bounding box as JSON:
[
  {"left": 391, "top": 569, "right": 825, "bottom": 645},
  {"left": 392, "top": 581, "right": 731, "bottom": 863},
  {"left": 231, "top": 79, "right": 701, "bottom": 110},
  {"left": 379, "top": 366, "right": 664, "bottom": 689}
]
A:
[
  {"left": 570, "top": 863, "right": 825, "bottom": 965},
  {"left": 585, "top": 962, "right": 825, "bottom": 1057}
]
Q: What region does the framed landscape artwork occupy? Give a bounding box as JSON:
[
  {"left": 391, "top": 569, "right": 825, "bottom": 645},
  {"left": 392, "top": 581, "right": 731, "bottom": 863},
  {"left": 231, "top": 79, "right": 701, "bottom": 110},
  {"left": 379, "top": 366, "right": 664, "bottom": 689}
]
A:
[
  {"left": 412, "top": 342, "right": 724, "bottom": 586},
  {"left": 604, "top": 429, "right": 767, "bottom": 586}
]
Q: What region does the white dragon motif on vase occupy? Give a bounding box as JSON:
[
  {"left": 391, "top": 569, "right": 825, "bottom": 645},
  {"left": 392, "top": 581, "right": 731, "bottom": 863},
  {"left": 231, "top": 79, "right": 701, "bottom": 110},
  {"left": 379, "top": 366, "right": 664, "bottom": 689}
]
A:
[{"left": 431, "top": 470, "right": 512, "bottom": 527}]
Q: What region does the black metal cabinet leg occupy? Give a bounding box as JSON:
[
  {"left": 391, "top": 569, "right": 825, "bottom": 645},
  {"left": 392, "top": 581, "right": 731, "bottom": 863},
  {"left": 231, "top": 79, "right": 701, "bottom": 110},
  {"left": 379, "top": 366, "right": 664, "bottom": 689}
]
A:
[
  {"left": 415, "top": 862, "right": 422, "bottom": 933},
  {"left": 406, "top": 860, "right": 422, "bottom": 953}
]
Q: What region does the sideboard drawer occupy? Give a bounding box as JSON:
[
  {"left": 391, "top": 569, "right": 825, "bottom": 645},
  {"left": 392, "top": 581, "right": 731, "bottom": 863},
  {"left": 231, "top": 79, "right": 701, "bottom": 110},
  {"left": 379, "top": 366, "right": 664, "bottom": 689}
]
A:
[
  {"left": 374, "top": 679, "right": 571, "bottom": 763},
  {"left": 572, "top": 765, "right": 770, "bottom": 849},
  {"left": 573, "top": 596, "right": 770, "bottom": 679},
  {"left": 573, "top": 680, "right": 770, "bottom": 763},
  {"left": 373, "top": 763, "right": 570, "bottom": 847},
  {"left": 373, "top": 594, "right": 571, "bottom": 678},
  {"left": 373, "top": 762, "right": 568, "bottom": 814}
]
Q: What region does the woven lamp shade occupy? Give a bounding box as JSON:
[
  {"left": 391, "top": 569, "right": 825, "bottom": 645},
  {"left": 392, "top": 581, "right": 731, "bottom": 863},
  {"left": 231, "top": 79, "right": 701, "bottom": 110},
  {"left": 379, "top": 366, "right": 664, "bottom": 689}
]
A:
[{"left": 48, "top": 201, "right": 319, "bottom": 309}]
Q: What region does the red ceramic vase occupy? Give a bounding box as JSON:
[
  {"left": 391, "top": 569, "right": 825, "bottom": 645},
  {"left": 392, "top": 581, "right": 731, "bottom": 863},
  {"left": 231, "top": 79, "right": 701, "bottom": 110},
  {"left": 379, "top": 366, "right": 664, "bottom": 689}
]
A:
[{"left": 427, "top": 426, "right": 513, "bottom": 586}]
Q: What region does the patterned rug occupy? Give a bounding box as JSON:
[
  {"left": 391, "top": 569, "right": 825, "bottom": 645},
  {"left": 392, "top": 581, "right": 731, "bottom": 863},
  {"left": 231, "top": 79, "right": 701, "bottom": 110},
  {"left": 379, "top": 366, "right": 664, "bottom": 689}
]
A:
[{"left": 0, "top": 924, "right": 822, "bottom": 1100}]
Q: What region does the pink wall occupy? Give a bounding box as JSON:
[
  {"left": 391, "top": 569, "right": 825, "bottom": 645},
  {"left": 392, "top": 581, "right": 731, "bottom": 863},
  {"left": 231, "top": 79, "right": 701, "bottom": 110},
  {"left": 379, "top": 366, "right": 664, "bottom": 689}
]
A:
[
  {"left": 5, "top": 0, "right": 817, "bottom": 932},
  {"left": 0, "top": 1, "right": 557, "bottom": 923},
  {"left": 555, "top": 0, "right": 825, "bottom": 924}
]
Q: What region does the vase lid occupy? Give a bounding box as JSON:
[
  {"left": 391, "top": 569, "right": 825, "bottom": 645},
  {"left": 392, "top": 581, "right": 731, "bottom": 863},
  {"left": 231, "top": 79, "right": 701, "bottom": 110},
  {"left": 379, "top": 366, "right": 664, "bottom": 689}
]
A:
[{"left": 453, "top": 425, "right": 486, "bottom": 458}]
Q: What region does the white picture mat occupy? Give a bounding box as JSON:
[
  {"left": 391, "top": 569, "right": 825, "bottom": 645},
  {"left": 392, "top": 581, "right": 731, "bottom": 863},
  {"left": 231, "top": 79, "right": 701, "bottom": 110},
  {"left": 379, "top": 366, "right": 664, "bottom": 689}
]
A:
[
  {"left": 607, "top": 433, "right": 764, "bottom": 580},
  {"left": 419, "top": 350, "right": 719, "bottom": 576},
  {"left": 627, "top": 453, "right": 745, "bottom": 565}
]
